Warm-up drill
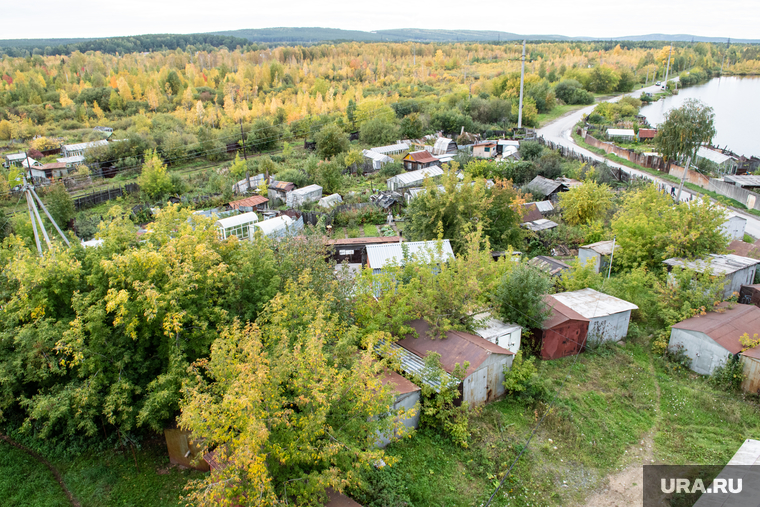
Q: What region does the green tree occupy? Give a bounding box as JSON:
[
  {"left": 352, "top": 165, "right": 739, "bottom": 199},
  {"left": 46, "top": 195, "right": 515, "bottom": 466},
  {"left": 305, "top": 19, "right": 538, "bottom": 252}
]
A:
[
  {"left": 404, "top": 165, "right": 491, "bottom": 254},
  {"left": 484, "top": 179, "right": 525, "bottom": 251},
  {"left": 655, "top": 98, "right": 716, "bottom": 166},
  {"left": 611, "top": 184, "right": 728, "bottom": 269},
  {"left": 247, "top": 118, "right": 280, "bottom": 152},
  {"left": 587, "top": 65, "right": 620, "bottom": 93},
  {"left": 44, "top": 184, "right": 75, "bottom": 230},
  {"left": 493, "top": 262, "right": 553, "bottom": 336},
  {"left": 138, "top": 150, "right": 173, "bottom": 200},
  {"left": 180, "top": 275, "right": 406, "bottom": 506},
  {"left": 315, "top": 123, "right": 350, "bottom": 159},
  {"left": 557, "top": 178, "right": 614, "bottom": 226},
  {"left": 229, "top": 153, "right": 247, "bottom": 181},
  {"left": 559, "top": 258, "right": 604, "bottom": 292},
  {"left": 360, "top": 116, "right": 400, "bottom": 146}
]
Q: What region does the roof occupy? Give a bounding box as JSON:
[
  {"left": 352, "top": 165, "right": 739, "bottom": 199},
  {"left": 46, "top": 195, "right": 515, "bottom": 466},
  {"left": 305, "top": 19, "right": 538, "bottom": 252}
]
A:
[
  {"left": 366, "top": 240, "right": 454, "bottom": 269},
  {"left": 523, "top": 219, "right": 559, "bottom": 232},
  {"left": 325, "top": 488, "right": 363, "bottom": 507},
  {"left": 526, "top": 200, "right": 554, "bottom": 213},
  {"left": 229, "top": 195, "right": 268, "bottom": 209},
  {"left": 370, "top": 142, "right": 409, "bottom": 154},
  {"left": 62, "top": 140, "right": 109, "bottom": 151},
  {"left": 396, "top": 319, "right": 513, "bottom": 377},
  {"left": 252, "top": 215, "right": 295, "bottom": 236},
  {"left": 551, "top": 288, "right": 639, "bottom": 319},
  {"left": 698, "top": 146, "right": 736, "bottom": 166},
  {"left": 542, "top": 295, "right": 591, "bottom": 329},
  {"left": 57, "top": 155, "right": 85, "bottom": 164},
  {"left": 473, "top": 313, "right": 522, "bottom": 342},
  {"left": 362, "top": 149, "right": 394, "bottom": 163},
  {"left": 380, "top": 369, "right": 421, "bottom": 395},
  {"left": 663, "top": 254, "right": 760, "bottom": 275},
  {"left": 638, "top": 128, "right": 657, "bottom": 139},
  {"left": 525, "top": 176, "right": 565, "bottom": 197},
  {"left": 375, "top": 340, "right": 457, "bottom": 391},
  {"left": 672, "top": 303, "right": 760, "bottom": 356},
  {"left": 269, "top": 181, "right": 295, "bottom": 192},
  {"left": 528, "top": 256, "right": 571, "bottom": 276},
  {"left": 521, "top": 203, "right": 544, "bottom": 223},
  {"left": 215, "top": 211, "right": 259, "bottom": 229},
  {"left": 290, "top": 184, "right": 322, "bottom": 196},
  {"left": 580, "top": 240, "right": 618, "bottom": 256},
  {"left": 724, "top": 175, "right": 760, "bottom": 187},
  {"left": 498, "top": 140, "right": 520, "bottom": 147},
  {"left": 729, "top": 239, "right": 760, "bottom": 259},
  {"left": 39, "top": 162, "right": 67, "bottom": 170},
  {"left": 388, "top": 165, "right": 444, "bottom": 186},
  {"left": 432, "top": 138, "right": 455, "bottom": 155},
  {"left": 5, "top": 152, "right": 27, "bottom": 161},
  {"left": 405, "top": 150, "right": 438, "bottom": 164},
  {"left": 607, "top": 129, "right": 635, "bottom": 137},
  {"left": 473, "top": 142, "right": 497, "bottom": 148}
]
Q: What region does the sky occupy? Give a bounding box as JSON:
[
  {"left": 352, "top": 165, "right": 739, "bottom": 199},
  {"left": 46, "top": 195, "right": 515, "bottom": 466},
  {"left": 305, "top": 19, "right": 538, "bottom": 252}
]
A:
[{"left": 2, "top": 0, "right": 759, "bottom": 40}]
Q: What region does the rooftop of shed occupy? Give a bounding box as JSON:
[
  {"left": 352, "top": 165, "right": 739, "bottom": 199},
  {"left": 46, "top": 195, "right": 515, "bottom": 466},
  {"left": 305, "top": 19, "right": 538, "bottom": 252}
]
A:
[
  {"left": 229, "top": 195, "right": 268, "bottom": 209},
  {"left": 541, "top": 294, "right": 590, "bottom": 329},
  {"left": 405, "top": 150, "right": 439, "bottom": 164},
  {"left": 581, "top": 240, "right": 618, "bottom": 256},
  {"left": 729, "top": 239, "right": 760, "bottom": 259},
  {"left": 551, "top": 288, "right": 638, "bottom": 319},
  {"left": 663, "top": 254, "right": 760, "bottom": 275},
  {"left": 673, "top": 303, "right": 760, "bottom": 356},
  {"left": 366, "top": 239, "right": 454, "bottom": 269},
  {"left": 396, "top": 319, "right": 513, "bottom": 377},
  {"left": 525, "top": 175, "right": 566, "bottom": 197}
]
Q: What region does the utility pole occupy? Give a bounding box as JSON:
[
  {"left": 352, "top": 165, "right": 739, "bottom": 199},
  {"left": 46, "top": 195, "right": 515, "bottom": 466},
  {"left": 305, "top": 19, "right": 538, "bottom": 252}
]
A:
[
  {"left": 517, "top": 40, "right": 526, "bottom": 129},
  {"left": 240, "top": 119, "right": 251, "bottom": 192},
  {"left": 663, "top": 43, "right": 672, "bottom": 89},
  {"left": 675, "top": 152, "right": 693, "bottom": 202},
  {"left": 607, "top": 236, "right": 616, "bottom": 279}
]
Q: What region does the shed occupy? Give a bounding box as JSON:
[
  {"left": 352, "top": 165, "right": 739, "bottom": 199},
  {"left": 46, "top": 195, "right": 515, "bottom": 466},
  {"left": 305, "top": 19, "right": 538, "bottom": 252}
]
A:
[
  {"left": 606, "top": 129, "right": 635, "bottom": 142},
  {"left": 668, "top": 303, "right": 760, "bottom": 376},
  {"left": 328, "top": 236, "right": 402, "bottom": 264},
  {"left": 362, "top": 149, "right": 394, "bottom": 171},
  {"left": 637, "top": 128, "right": 657, "bottom": 141},
  {"left": 739, "top": 284, "right": 760, "bottom": 307},
  {"left": 376, "top": 370, "right": 421, "bottom": 447},
  {"left": 723, "top": 174, "right": 760, "bottom": 190},
  {"left": 387, "top": 165, "right": 443, "bottom": 191},
  {"left": 250, "top": 215, "right": 303, "bottom": 239},
  {"left": 500, "top": 145, "right": 519, "bottom": 160},
  {"left": 473, "top": 313, "right": 522, "bottom": 355},
  {"left": 533, "top": 295, "right": 590, "bottom": 360},
  {"left": 663, "top": 254, "right": 760, "bottom": 299},
  {"left": 403, "top": 150, "right": 439, "bottom": 171},
  {"left": 286, "top": 184, "right": 323, "bottom": 207},
  {"left": 396, "top": 319, "right": 514, "bottom": 405},
  {"left": 472, "top": 142, "right": 497, "bottom": 159},
  {"left": 579, "top": 240, "right": 619, "bottom": 274},
  {"left": 366, "top": 239, "right": 454, "bottom": 274},
  {"left": 229, "top": 195, "right": 269, "bottom": 211},
  {"left": 521, "top": 203, "right": 544, "bottom": 223},
  {"left": 267, "top": 180, "right": 296, "bottom": 205},
  {"left": 432, "top": 138, "right": 458, "bottom": 155},
  {"left": 37, "top": 162, "right": 68, "bottom": 179},
  {"left": 729, "top": 239, "right": 760, "bottom": 259},
  {"left": 526, "top": 200, "right": 554, "bottom": 213},
  {"left": 216, "top": 211, "right": 259, "bottom": 241},
  {"left": 524, "top": 176, "right": 569, "bottom": 200},
  {"left": 722, "top": 215, "right": 747, "bottom": 241},
  {"left": 318, "top": 193, "right": 343, "bottom": 209},
  {"left": 56, "top": 155, "right": 86, "bottom": 167},
  {"left": 528, "top": 256, "right": 571, "bottom": 277},
  {"left": 551, "top": 288, "right": 639, "bottom": 343},
  {"left": 404, "top": 184, "right": 445, "bottom": 203},
  {"left": 3, "top": 152, "right": 27, "bottom": 168}
]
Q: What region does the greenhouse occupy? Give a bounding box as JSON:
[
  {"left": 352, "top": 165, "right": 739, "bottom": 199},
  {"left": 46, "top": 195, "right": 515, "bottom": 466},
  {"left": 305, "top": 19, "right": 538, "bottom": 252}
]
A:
[
  {"left": 215, "top": 212, "right": 259, "bottom": 241},
  {"left": 250, "top": 215, "right": 304, "bottom": 239},
  {"left": 286, "top": 184, "right": 323, "bottom": 207}
]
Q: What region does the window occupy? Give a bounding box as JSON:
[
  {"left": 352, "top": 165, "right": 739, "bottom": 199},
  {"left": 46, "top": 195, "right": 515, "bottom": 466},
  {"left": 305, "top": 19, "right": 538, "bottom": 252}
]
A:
[{"left": 339, "top": 250, "right": 355, "bottom": 256}]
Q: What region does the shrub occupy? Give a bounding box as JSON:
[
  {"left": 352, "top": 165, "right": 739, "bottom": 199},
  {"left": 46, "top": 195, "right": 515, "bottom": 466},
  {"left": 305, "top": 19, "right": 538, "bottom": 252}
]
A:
[
  {"left": 503, "top": 351, "right": 549, "bottom": 403},
  {"left": 44, "top": 184, "right": 75, "bottom": 230},
  {"left": 710, "top": 355, "right": 744, "bottom": 392},
  {"left": 519, "top": 140, "right": 543, "bottom": 161},
  {"left": 138, "top": 149, "right": 173, "bottom": 200}
]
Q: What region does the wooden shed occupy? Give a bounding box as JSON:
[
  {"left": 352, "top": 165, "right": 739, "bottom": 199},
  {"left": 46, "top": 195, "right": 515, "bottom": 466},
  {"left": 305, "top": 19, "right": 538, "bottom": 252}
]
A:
[
  {"left": 579, "top": 240, "right": 618, "bottom": 274},
  {"left": 532, "top": 295, "right": 590, "bottom": 360},
  {"left": 164, "top": 428, "right": 210, "bottom": 471},
  {"left": 403, "top": 150, "right": 439, "bottom": 171},
  {"left": 395, "top": 319, "right": 514, "bottom": 406},
  {"left": 739, "top": 284, "right": 760, "bottom": 307}
]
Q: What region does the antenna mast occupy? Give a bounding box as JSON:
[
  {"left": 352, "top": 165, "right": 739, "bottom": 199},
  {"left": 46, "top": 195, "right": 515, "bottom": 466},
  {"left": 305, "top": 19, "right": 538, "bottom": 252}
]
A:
[{"left": 517, "top": 40, "right": 526, "bottom": 129}]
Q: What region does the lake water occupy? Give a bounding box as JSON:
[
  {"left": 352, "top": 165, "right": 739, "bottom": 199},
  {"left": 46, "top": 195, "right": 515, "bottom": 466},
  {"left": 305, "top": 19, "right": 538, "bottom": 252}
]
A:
[{"left": 639, "top": 76, "right": 760, "bottom": 159}]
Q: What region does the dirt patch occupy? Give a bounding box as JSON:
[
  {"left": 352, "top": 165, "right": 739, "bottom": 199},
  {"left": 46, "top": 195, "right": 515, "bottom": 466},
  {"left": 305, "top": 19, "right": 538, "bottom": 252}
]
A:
[
  {"left": 580, "top": 355, "right": 661, "bottom": 507},
  {"left": 0, "top": 433, "right": 82, "bottom": 507}
]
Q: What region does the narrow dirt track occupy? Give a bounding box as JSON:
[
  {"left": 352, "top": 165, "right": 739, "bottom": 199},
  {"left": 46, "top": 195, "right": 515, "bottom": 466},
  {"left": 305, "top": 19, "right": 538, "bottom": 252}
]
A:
[{"left": 0, "top": 434, "right": 81, "bottom": 507}]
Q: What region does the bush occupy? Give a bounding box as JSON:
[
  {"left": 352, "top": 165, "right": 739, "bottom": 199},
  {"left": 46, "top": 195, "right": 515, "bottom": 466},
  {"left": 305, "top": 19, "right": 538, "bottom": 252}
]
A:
[
  {"left": 503, "top": 351, "right": 549, "bottom": 403},
  {"left": 710, "top": 355, "right": 745, "bottom": 392},
  {"left": 379, "top": 161, "right": 403, "bottom": 178},
  {"left": 44, "top": 184, "right": 75, "bottom": 230},
  {"left": 315, "top": 123, "right": 350, "bottom": 159},
  {"left": 519, "top": 140, "right": 543, "bottom": 161},
  {"left": 494, "top": 263, "right": 553, "bottom": 334},
  {"left": 138, "top": 150, "right": 173, "bottom": 200}
]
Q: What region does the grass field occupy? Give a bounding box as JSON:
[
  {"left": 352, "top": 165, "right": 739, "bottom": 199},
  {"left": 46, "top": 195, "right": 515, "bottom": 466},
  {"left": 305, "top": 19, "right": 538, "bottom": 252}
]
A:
[
  {"left": 536, "top": 104, "right": 589, "bottom": 128},
  {"left": 363, "top": 224, "right": 380, "bottom": 237}
]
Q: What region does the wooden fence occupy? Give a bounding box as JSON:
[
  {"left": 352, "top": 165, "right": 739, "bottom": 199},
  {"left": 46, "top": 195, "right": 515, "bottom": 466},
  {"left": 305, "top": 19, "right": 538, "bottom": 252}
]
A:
[
  {"left": 538, "top": 137, "right": 631, "bottom": 183},
  {"left": 73, "top": 183, "right": 139, "bottom": 210}
]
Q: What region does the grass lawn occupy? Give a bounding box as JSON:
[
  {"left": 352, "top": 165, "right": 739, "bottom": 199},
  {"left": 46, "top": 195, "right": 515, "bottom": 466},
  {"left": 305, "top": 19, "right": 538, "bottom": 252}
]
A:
[
  {"left": 363, "top": 224, "right": 380, "bottom": 237},
  {"left": 0, "top": 439, "right": 202, "bottom": 507},
  {"left": 537, "top": 104, "right": 589, "bottom": 127}
]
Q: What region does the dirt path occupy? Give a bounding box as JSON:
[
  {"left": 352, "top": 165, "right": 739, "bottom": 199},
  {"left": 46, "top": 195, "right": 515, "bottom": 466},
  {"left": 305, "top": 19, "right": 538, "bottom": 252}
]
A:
[
  {"left": 0, "top": 434, "right": 81, "bottom": 507},
  {"left": 583, "top": 356, "right": 662, "bottom": 507}
]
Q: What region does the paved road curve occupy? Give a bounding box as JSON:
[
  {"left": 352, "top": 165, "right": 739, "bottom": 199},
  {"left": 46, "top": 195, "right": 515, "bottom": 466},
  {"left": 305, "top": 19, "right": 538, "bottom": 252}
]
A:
[{"left": 536, "top": 82, "right": 760, "bottom": 238}]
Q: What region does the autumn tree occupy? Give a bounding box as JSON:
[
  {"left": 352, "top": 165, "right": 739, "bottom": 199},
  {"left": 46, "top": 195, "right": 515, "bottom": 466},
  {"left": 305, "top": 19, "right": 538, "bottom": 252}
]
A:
[
  {"left": 138, "top": 150, "right": 173, "bottom": 200},
  {"left": 180, "top": 275, "right": 407, "bottom": 506},
  {"left": 655, "top": 98, "right": 716, "bottom": 166},
  {"left": 404, "top": 165, "right": 491, "bottom": 254},
  {"left": 557, "top": 177, "right": 614, "bottom": 226}
]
